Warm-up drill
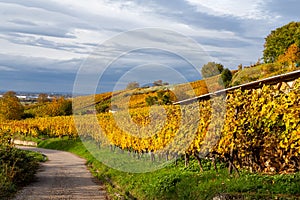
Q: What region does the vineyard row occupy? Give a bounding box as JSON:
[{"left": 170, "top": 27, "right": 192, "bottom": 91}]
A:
[{"left": 1, "top": 79, "right": 300, "bottom": 173}]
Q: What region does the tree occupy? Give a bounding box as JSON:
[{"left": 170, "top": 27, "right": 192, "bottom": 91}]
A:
[
  {"left": 38, "top": 97, "right": 72, "bottom": 117},
  {"left": 126, "top": 82, "right": 140, "bottom": 90},
  {"left": 145, "top": 90, "right": 173, "bottom": 106},
  {"left": 37, "top": 93, "right": 49, "bottom": 104},
  {"left": 153, "top": 80, "right": 163, "bottom": 86},
  {"left": 216, "top": 63, "right": 224, "bottom": 72},
  {"left": 161, "top": 93, "right": 172, "bottom": 105},
  {"left": 0, "top": 91, "right": 24, "bottom": 120},
  {"left": 58, "top": 97, "right": 72, "bottom": 116},
  {"left": 220, "top": 68, "right": 233, "bottom": 88},
  {"left": 201, "top": 62, "right": 224, "bottom": 78},
  {"left": 157, "top": 91, "right": 172, "bottom": 105},
  {"left": 238, "top": 64, "right": 243, "bottom": 71},
  {"left": 277, "top": 43, "right": 300, "bottom": 69},
  {"left": 145, "top": 96, "right": 158, "bottom": 106},
  {"left": 263, "top": 21, "right": 300, "bottom": 63},
  {"left": 153, "top": 80, "right": 169, "bottom": 86}
]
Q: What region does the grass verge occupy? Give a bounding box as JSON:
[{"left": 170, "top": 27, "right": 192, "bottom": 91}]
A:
[
  {"left": 39, "top": 137, "right": 300, "bottom": 200},
  {"left": 0, "top": 145, "right": 45, "bottom": 199}
]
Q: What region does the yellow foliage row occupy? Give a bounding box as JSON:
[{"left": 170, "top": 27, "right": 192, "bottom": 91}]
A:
[{"left": 0, "top": 116, "right": 77, "bottom": 138}]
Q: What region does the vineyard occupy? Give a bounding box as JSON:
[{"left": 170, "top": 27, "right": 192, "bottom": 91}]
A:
[
  {"left": 1, "top": 78, "right": 300, "bottom": 173},
  {"left": 72, "top": 78, "right": 210, "bottom": 113}
]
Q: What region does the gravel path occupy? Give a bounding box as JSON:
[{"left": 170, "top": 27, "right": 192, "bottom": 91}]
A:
[{"left": 13, "top": 146, "right": 108, "bottom": 200}]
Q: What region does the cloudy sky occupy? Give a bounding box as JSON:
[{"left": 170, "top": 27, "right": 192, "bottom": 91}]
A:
[{"left": 0, "top": 0, "right": 299, "bottom": 93}]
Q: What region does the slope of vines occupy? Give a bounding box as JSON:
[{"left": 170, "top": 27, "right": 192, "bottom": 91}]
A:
[{"left": 1, "top": 78, "right": 300, "bottom": 173}]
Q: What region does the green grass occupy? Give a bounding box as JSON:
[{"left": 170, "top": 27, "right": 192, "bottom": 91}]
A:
[
  {"left": 0, "top": 145, "right": 45, "bottom": 199},
  {"left": 38, "top": 137, "right": 300, "bottom": 200},
  {"left": 230, "top": 62, "right": 298, "bottom": 87},
  {"left": 231, "top": 65, "right": 263, "bottom": 86}
]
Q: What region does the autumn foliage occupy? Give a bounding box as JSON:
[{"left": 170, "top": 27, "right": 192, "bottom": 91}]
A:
[
  {"left": 2, "top": 78, "right": 300, "bottom": 173},
  {"left": 0, "top": 91, "right": 24, "bottom": 120},
  {"left": 277, "top": 43, "right": 300, "bottom": 68}
]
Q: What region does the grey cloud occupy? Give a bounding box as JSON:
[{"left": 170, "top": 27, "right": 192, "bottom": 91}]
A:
[
  {"left": 8, "top": 19, "right": 37, "bottom": 26},
  {"left": 0, "top": 0, "right": 77, "bottom": 19},
  {"left": 0, "top": 0, "right": 142, "bottom": 31},
  {"left": 133, "top": 0, "right": 244, "bottom": 32},
  {"left": 0, "top": 54, "right": 81, "bottom": 92},
  {"left": 265, "top": 0, "right": 300, "bottom": 19},
  {"left": 0, "top": 0, "right": 298, "bottom": 93},
  {"left": 196, "top": 37, "right": 252, "bottom": 48},
  {"left": 0, "top": 1, "right": 96, "bottom": 38},
  {"left": 1, "top": 27, "right": 75, "bottom": 38},
  {"left": 0, "top": 65, "right": 18, "bottom": 71},
  {"left": 0, "top": 54, "right": 81, "bottom": 72},
  {"left": 0, "top": 33, "right": 94, "bottom": 56},
  {"left": 0, "top": 70, "right": 76, "bottom": 92}
]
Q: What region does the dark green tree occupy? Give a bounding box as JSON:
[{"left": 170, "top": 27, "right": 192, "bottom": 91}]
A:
[
  {"left": 162, "top": 93, "right": 172, "bottom": 105},
  {"left": 157, "top": 91, "right": 172, "bottom": 105},
  {"left": 263, "top": 21, "right": 300, "bottom": 63},
  {"left": 145, "top": 96, "right": 158, "bottom": 106},
  {"left": 220, "top": 68, "right": 233, "bottom": 88},
  {"left": 58, "top": 97, "right": 72, "bottom": 116},
  {"left": 145, "top": 91, "right": 172, "bottom": 106},
  {"left": 201, "top": 62, "right": 224, "bottom": 78},
  {"left": 95, "top": 99, "right": 112, "bottom": 113}
]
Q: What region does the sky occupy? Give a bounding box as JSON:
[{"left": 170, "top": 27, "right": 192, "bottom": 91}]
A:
[{"left": 0, "top": 0, "right": 299, "bottom": 93}]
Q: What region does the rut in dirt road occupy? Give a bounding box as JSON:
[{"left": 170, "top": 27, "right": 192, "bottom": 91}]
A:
[{"left": 14, "top": 147, "right": 107, "bottom": 200}]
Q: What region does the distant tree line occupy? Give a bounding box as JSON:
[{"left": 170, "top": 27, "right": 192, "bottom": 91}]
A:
[
  {"left": 0, "top": 91, "right": 72, "bottom": 120},
  {"left": 126, "top": 80, "right": 169, "bottom": 90}
]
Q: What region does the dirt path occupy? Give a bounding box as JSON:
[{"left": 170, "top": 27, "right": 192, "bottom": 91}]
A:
[{"left": 13, "top": 146, "right": 108, "bottom": 200}]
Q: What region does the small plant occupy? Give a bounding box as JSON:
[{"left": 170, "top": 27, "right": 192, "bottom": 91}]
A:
[{"left": 0, "top": 138, "right": 43, "bottom": 198}]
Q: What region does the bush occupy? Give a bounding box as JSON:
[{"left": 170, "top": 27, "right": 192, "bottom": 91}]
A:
[
  {"left": 220, "top": 68, "right": 232, "bottom": 88},
  {"left": 0, "top": 145, "right": 42, "bottom": 198}
]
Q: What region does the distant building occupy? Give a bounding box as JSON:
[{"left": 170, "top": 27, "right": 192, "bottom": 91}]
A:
[{"left": 17, "top": 95, "right": 27, "bottom": 99}]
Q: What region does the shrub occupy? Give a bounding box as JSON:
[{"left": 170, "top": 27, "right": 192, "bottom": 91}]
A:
[{"left": 0, "top": 145, "right": 41, "bottom": 198}]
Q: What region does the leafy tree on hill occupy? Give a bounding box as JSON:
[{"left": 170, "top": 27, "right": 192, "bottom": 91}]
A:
[
  {"left": 201, "top": 62, "right": 224, "bottom": 78},
  {"left": 37, "top": 93, "right": 49, "bottom": 104},
  {"left": 126, "top": 81, "right": 140, "bottom": 90},
  {"left": 45, "top": 97, "right": 72, "bottom": 116},
  {"left": 0, "top": 91, "right": 24, "bottom": 120},
  {"left": 220, "top": 68, "right": 233, "bottom": 88},
  {"left": 153, "top": 80, "right": 169, "bottom": 86},
  {"left": 145, "top": 91, "right": 172, "bottom": 106},
  {"left": 157, "top": 91, "right": 172, "bottom": 105},
  {"left": 263, "top": 21, "right": 300, "bottom": 63},
  {"left": 29, "top": 97, "right": 72, "bottom": 117},
  {"left": 145, "top": 96, "right": 158, "bottom": 106},
  {"left": 277, "top": 43, "right": 300, "bottom": 69}
]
